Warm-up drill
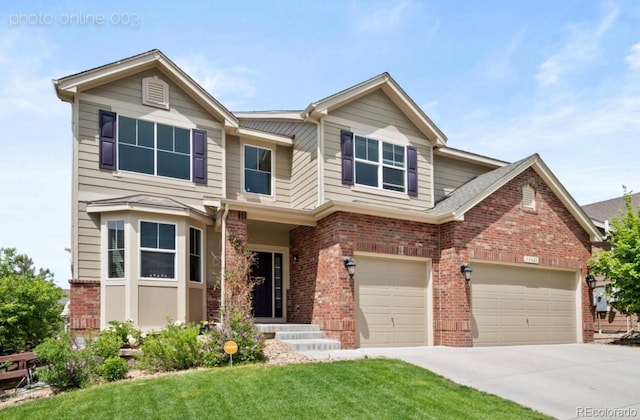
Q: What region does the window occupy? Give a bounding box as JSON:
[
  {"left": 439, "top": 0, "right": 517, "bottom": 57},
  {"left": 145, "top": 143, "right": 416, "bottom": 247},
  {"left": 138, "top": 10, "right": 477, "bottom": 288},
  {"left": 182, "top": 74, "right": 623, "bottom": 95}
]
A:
[
  {"left": 107, "top": 220, "right": 125, "bottom": 279},
  {"left": 140, "top": 221, "right": 176, "bottom": 279},
  {"left": 118, "top": 116, "right": 191, "bottom": 180},
  {"left": 189, "top": 227, "right": 202, "bottom": 283},
  {"left": 354, "top": 135, "right": 405, "bottom": 192},
  {"left": 244, "top": 145, "right": 272, "bottom": 195}
]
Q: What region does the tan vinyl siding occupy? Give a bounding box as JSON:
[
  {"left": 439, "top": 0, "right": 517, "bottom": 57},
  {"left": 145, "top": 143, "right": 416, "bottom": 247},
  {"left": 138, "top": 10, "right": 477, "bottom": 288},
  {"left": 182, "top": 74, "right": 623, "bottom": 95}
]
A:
[
  {"left": 75, "top": 71, "right": 225, "bottom": 280},
  {"left": 225, "top": 135, "right": 293, "bottom": 207},
  {"left": 433, "top": 155, "right": 493, "bottom": 203},
  {"left": 77, "top": 202, "right": 101, "bottom": 279},
  {"left": 240, "top": 121, "right": 318, "bottom": 209},
  {"left": 331, "top": 90, "right": 424, "bottom": 139},
  {"left": 323, "top": 89, "right": 433, "bottom": 210},
  {"left": 323, "top": 119, "right": 433, "bottom": 210}
]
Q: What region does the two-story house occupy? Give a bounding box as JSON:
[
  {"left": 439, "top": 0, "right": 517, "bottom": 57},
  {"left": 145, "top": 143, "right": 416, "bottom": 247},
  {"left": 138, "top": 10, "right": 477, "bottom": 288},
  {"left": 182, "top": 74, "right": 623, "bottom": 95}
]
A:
[{"left": 54, "top": 50, "right": 601, "bottom": 348}]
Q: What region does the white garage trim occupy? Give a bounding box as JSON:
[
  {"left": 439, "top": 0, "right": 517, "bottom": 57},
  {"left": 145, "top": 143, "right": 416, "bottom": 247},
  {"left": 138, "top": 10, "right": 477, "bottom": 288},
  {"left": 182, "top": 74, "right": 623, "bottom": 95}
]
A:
[
  {"left": 471, "top": 261, "right": 582, "bottom": 346},
  {"left": 354, "top": 252, "right": 433, "bottom": 347}
]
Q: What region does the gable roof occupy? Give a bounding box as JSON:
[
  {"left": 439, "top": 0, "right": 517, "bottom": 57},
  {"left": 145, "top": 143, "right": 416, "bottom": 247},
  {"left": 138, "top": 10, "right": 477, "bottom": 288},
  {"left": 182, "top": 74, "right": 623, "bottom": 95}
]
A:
[
  {"left": 301, "top": 73, "right": 447, "bottom": 147},
  {"left": 582, "top": 192, "right": 640, "bottom": 227},
  {"left": 53, "top": 49, "right": 238, "bottom": 130},
  {"left": 427, "top": 154, "right": 602, "bottom": 241}
]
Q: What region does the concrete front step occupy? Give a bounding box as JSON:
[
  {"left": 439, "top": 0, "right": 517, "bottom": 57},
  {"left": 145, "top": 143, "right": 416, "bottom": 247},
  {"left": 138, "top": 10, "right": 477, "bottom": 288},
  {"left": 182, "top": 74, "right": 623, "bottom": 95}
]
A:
[
  {"left": 255, "top": 324, "right": 341, "bottom": 352},
  {"left": 255, "top": 324, "right": 321, "bottom": 333},
  {"left": 280, "top": 338, "right": 342, "bottom": 352},
  {"left": 275, "top": 331, "right": 327, "bottom": 340}
]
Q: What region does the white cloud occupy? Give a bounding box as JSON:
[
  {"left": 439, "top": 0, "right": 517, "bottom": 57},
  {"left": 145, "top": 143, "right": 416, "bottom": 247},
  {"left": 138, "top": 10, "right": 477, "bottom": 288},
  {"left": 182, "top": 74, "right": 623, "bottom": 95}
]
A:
[
  {"left": 535, "top": 6, "right": 619, "bottom": 87},
  {"left": 174, "top": 53, "right": 259, "bottom": 109},
  {"left": 625, "top": 42, "right": 640, "bottom": 70},
  {"left": 354, "top": 1, "right": 413, "bottom": 33}
]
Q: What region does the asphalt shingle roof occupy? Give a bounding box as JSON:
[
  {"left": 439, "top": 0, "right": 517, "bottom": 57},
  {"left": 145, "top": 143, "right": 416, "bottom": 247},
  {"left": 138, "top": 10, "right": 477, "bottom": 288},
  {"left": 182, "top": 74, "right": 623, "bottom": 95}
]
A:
[
  {"left": 426, "top": 155, "right": 535, "bottom": 217},
  {"left": 582, "top": 192, "right": 640, "bottom": 223}
]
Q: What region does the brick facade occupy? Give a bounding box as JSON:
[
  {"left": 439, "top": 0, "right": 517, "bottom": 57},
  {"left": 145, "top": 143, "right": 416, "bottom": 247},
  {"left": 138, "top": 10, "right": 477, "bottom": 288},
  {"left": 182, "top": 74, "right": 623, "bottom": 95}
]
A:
[
  {"left": 68, "top": 279, "right": 100, "bottom": 334},
  {"left": 70, "top": 172, "right": 594, "bottom": 348},
  {"left": 289, "top": 169, "right": 594, "bottom": 348}
]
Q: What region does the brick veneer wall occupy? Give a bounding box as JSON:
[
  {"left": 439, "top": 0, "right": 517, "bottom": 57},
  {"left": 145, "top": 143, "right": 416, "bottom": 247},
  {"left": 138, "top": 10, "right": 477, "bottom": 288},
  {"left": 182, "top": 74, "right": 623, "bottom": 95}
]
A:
[
  {"left": 206, "top": 210, "right": 248, "bottom": 319},
  {"left": 68, "top": 279, "right": 100, "bottom": 334},
  {"left": 290, "top": 168, "right": 594, "bottom": 348}
]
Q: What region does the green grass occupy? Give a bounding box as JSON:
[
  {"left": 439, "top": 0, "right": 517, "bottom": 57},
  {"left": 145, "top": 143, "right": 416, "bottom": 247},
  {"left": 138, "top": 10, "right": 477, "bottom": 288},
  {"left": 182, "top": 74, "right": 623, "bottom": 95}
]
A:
[{"left": 0, "top": 359, "right": 550, "bottom": 419}]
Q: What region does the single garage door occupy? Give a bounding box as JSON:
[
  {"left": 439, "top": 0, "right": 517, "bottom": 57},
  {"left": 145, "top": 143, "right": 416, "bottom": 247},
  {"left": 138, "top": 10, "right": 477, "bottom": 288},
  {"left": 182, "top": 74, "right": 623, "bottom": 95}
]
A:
[
  {"left": 472, "top": 263, "right": 577, "bottom": 346},
  {"left": 356, "top": 256, "right": 428, "bottom": 347}
]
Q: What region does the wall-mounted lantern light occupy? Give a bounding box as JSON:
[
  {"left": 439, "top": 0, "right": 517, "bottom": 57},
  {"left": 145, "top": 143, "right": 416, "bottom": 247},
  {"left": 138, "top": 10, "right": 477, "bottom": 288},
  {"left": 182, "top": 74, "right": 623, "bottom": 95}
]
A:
[
  {"left": 460, "top": 264, "right": 473, "bottom": 282},
  {"left": 585, "top": 274, "right": 597, "bottom": 290},
  {"left": 343, "top": 257, "right": 356, "bottom": 277}
]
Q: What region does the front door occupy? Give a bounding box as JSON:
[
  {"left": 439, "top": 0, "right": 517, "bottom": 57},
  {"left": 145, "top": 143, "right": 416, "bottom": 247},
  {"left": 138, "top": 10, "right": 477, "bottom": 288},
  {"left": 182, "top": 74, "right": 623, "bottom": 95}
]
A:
[{"left": 251, "top": 251, "right": 283, "bottom": 319}]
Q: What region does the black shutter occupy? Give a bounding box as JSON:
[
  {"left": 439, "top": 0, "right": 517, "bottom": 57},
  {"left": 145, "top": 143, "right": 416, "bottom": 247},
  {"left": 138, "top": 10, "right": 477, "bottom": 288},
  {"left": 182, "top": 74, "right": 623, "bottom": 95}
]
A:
[
  {"left": 99, "top": 110, "right": 117, "bottom": 170},
  {"left": 340, "top": 130, "right": 354, "bottom": 185},
  {"left": 407, "top": 145, "right": 418, "bottom": 197},
  {"left": 192, "top": 129, "right": 207, "bottom": 184}
]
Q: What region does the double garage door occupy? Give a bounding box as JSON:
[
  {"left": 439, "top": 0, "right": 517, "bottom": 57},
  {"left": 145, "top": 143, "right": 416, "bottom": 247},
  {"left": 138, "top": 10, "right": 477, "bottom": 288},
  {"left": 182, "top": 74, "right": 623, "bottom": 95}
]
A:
[
  {"left": 472, "top": 264, "right": 578, "bottom": 346},
  {"left": 355, "top": 257, "right": 578, "bottom": 348},
  {"left": 356, "top": 256, "right": 429, "bottom": 348}
]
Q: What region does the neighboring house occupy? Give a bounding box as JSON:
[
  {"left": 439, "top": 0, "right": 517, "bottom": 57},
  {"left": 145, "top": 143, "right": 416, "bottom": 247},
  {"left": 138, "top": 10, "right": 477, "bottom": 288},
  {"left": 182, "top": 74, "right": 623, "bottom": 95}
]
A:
[
  {"left": 582, "top": 193, "right": 640, "bottom": 333},
  {"left": 53, "top": 50, "right": 602, "bottom": 348}
]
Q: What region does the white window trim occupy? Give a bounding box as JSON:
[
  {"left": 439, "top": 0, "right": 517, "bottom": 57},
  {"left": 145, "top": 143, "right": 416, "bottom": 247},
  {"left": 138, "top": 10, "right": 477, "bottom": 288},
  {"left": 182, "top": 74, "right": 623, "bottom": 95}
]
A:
[
  {"left": 353, "top": 135, "right": 407, "bottom": 194},
  {"left": 242, "top": 143, "right": 275, "bottom": 197},
  {"left": 139, "top": 220, "right": 177, "bottom": 282},
  {"left": 116, "top": 115, "right": 194, "bottom": 183},
  {"left": 105, "top": 218, "right": 126, "bottom": 280},
  {"left": 189, "top": 226, "right": 203, "bottom": 283}
]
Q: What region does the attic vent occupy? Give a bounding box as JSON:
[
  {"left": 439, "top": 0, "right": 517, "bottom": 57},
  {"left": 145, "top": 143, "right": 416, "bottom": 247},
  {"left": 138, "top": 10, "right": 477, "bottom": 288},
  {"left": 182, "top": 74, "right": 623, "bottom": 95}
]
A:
[
  {"left": 142, "top": 76, "right": 169, "bottom": 109},
  {"left": 522, "top": 184, "right": 536, "bottom": 210}
]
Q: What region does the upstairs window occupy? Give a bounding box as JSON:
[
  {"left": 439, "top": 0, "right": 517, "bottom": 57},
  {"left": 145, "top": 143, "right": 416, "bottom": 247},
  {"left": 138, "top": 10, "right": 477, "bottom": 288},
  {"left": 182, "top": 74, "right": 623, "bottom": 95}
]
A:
[
  {"left": 107, "top": 220, "right": 125, "bottom": 279},
  {"left": 140, "top": 221, "right": 176, "bottom": 279},
  {"left": 354, "top": 135, "right": 406, "bottom": 193},
  {"left": 118, "top": 116, "right": 191, "bottom": 180},
  {"left": 244, "top": 145, "right": 272, "bottom": 195},
  {"left": 99, "top": 110, "right": 208, "bottom": 184}
]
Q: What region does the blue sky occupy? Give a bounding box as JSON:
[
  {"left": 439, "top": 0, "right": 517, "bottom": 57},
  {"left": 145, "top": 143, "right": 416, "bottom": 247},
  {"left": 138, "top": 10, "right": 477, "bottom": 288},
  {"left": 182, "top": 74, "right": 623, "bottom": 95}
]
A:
[{"left": 1, "top": 0, "right": 639, "bottom": 287}]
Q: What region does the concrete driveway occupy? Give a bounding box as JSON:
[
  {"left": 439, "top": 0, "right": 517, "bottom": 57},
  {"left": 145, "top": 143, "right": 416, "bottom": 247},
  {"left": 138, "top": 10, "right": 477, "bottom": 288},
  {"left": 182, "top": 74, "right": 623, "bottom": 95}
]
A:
[{"left": 358, "top": 344, "right": 640, "bottom": 419}]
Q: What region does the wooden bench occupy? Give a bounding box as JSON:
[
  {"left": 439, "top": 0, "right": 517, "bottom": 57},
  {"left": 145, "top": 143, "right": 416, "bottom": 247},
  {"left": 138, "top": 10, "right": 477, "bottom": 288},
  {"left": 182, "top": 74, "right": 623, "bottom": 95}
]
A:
[{"left": 0, "top": 352, "right": 37, "bottom": 386}]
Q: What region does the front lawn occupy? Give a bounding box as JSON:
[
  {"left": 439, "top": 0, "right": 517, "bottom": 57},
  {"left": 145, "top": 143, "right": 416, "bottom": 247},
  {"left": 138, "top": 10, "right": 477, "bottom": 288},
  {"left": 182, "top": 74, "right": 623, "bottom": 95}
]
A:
[{"left": 0, "top": 358, "right": 550, "bottom": 419}]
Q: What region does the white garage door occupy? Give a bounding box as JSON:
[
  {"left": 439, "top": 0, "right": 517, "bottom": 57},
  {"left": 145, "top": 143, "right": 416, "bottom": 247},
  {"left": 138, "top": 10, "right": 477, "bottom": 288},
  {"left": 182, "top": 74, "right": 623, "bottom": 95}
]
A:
[
  {"left": 472, "top": 264, "right": 577, "bottom": 346},
  {"left": 356, "top": 256, "right": 428, "bottom": 348}
]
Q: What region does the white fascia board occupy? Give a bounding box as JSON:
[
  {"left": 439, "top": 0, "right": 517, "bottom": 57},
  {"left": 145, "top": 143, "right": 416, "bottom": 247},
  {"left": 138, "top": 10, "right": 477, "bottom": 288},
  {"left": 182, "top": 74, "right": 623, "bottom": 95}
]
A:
[
  {"left": 233, "top": 127, "right": 293, "bottom": 146},
  {"left": 219, "top": 200, "right": 316, "bottom": 226},
  {"left": 86, "top": 202, "right": 213, "bottom": 225},
  {"left": 312, "top": 200, "right": 440, "bottom": 224},
  {"left": 234, "top": 112, "right": 304, "bottom": 121},
  {"left": 434, "top": 147, "right": 508, "bottom": 168}
]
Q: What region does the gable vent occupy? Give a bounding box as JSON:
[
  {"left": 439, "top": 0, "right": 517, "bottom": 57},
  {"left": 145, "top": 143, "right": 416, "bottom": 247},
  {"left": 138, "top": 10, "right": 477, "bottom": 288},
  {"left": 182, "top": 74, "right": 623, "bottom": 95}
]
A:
[
  {"left": 522, "top": 184, "right": 536, "bottom": 210},
  {"left": 142, "top": 76, "right": 169, "bottom": 109}
]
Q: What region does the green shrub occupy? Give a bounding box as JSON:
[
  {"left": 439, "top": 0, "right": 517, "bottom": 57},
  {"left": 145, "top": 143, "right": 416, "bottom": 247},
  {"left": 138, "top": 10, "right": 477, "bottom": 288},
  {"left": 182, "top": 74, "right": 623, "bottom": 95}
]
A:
[
  {"left": 138, "top": 321, "right": 202, "bottom": 372},
  {"left": 98, "top": 356, "right": 129, "bottom": 382},
  {"left": 104, "top": 320, "right": 143, "bottom": 348},
  {"left": 91, "top": 332, "right": 122, "bottom": 360},
  {"left": 202, "top": 313, "right": 265, "bottom": 367},
  {"left": 35, "top": 336, "right": 95, "bottom": 393}
]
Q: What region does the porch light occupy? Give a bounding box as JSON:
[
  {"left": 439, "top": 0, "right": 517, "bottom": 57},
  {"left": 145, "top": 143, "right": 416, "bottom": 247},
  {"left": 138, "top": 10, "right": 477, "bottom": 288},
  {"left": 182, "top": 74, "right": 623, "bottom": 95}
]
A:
[
  {"left": 460, "top": 264, "right": 473, "bottom": 282},
  {"left": 343, "top": 257, "right": 356, "bottom": 277},
  {"left": 585, "top": 274, "right": 597, "bottom": 289}
]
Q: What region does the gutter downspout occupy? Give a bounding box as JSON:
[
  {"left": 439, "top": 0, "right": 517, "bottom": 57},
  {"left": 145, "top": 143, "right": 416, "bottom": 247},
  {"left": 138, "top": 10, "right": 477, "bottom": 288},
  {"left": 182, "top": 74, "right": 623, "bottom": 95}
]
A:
[{"left": 220, "top": 203, "right": 230, "bottom": 323}]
